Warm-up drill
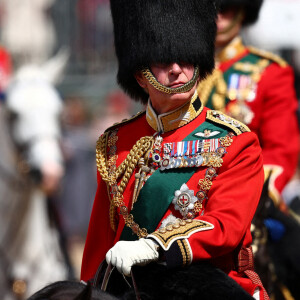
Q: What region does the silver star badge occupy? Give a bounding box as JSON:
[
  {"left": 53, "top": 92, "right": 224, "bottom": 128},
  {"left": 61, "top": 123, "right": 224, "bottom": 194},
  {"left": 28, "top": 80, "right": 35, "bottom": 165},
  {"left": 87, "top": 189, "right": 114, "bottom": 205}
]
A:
[{"left": 172, "top": 183, "right": 197, "bottom": 218}]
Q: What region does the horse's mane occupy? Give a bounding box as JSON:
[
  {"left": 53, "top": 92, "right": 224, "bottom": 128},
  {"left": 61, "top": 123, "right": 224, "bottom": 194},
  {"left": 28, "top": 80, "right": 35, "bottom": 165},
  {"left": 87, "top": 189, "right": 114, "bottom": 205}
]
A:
[{"left": 27, "top": 281, "right": 118, "bottom": 300}]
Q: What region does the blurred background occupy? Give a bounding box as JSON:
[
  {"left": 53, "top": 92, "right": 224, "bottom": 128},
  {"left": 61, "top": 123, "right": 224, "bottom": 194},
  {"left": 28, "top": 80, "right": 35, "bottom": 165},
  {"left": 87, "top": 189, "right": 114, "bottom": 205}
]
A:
[
  {"left": 0, "top": 0, "right": 299, "bottom": 299},
  {"left": 242, "top": 0, "right": 300, "bottom": 104}
]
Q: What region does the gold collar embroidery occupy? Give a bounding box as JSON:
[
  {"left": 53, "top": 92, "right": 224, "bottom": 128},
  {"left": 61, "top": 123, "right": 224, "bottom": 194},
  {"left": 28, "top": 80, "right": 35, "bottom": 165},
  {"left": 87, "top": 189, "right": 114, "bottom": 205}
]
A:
[
  {"left": 216, "top": 36, "right": 246, "bottom": 63},
  {"left": 146, "top": 92, "right": 203, "bottom": 133}
]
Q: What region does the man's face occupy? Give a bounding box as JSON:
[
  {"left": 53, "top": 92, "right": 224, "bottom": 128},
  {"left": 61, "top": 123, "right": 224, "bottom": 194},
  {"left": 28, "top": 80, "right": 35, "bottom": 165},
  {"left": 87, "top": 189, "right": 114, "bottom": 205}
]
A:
[
  {"left": 216, "top": 6, "right": 244, "bottom": 48},
  {"left": 135, "top": 63, "right": 198, "bottom": 114}
]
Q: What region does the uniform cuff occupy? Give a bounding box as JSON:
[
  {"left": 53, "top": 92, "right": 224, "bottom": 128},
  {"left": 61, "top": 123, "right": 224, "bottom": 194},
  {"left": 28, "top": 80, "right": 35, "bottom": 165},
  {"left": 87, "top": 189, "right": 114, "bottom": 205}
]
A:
[{"left": 164, "top": 239, "right": 192, "bottom": 268}]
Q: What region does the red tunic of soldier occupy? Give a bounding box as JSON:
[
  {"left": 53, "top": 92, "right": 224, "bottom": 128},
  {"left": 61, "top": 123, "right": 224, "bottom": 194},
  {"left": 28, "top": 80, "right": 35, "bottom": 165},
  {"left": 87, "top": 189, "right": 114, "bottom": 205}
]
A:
[
  {"left": 198, "top": 0, "right": 299, "bottom": 207},
  {"left": 81, "top": 103, "right": 266, "bottom": 299},
  {"left": 81, "top": 0, "right": 269, "bottom": 299}
]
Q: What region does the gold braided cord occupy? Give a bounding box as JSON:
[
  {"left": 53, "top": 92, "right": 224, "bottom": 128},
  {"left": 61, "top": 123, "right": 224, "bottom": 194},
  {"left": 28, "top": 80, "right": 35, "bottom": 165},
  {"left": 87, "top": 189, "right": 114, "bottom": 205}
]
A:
[
  {"left": 96, "top": 133, "right": 154, "bottom": 232},
  {"left": 248, "top": 46, "right": 288, "bottom": 68},
  {"left": 193, "top": 132, "right": 233, "bottom": 217},
  {"left": 115, "top": 137, "right": 153, "bottom": 180},
  {"left": 111, "top": 137, "right": 153, "bottom": 233},
  {"left": 96, "top": 132, "right": 111, "bottom": 181},
  {"left": 142, "top": 66, "right": 199, "bottom": 94},
  {"left": 197, "top": 68, "right": 227, "bottom": 109},
  {"left": 96, "top": 135, "right": 154, "bottom": 185}
]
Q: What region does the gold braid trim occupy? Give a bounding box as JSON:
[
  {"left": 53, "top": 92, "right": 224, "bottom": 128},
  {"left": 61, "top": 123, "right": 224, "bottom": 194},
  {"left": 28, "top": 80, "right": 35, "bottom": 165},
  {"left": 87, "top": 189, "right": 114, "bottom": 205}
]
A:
[
  {"left": 197, "top": 69, "right": 227, "bottom": 110},
  {"left": 177, "top": 239, "right": 192, "bottom": 267},
  {"left": 96, "top": 134, "right": 154, "bottom": 232},
  {"left": 177, "top": 240, "right": 187, "bottom": 266},
  {"left": 148, "top": 219, "right": 214, "bottom": 251},
  {"left": 182, "top": 239, "right": 192, "bottom": 265},
  {"left": 96, "top": 132, "right": 110, "bottom": 181},
  {"left": 233, "top": 58, "right": 270, "bottom": 85},
  {"left": 96, "top": 132, "right": 118, "bottom": 228},
  {"left": 248, "top": 46, "right": 288, "bottom": 68},
  {"left": 206, "top": 110, "right": 250, "bottom": 135},
  {"left": 192, "top": 132, "right": 234, "bottom": 216},
  {"left": 233, "top": 59, "right": 269, "bottom": 75},
  {"left": 96, "top": 135, "right": 154, "bottom": 184}
]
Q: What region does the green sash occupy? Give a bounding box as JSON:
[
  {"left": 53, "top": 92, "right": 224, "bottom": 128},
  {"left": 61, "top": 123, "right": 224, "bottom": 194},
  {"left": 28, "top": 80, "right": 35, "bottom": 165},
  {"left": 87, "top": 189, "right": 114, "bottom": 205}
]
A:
[
  {"left": 120, "top": 121, "right": 228, "bottom": 241},
  {"left": 120, "top": 168, "right": 197, "bottom": 241}
]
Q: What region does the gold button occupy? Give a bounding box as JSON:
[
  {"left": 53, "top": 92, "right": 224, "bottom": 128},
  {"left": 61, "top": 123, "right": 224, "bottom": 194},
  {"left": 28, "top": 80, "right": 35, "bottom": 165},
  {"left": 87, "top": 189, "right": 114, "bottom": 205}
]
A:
[
  {"left": 166, "top": 225, "right": 173, "bottom": 231},
  {"left": 173, "top": 223, "right": 180, "bottom": 229},
  {"left": 180, "top": 220, "right": 186, "bottom": 226}
]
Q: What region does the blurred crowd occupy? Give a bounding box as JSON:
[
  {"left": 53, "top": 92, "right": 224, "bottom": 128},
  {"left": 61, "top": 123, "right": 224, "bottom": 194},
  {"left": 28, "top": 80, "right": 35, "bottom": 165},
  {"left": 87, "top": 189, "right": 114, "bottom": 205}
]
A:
[
  {"left": 0, "top": 1, "right": 140, "bottom": 299},
  {"left": 0, "top": 0, "right": 299, "bottom": 299}
]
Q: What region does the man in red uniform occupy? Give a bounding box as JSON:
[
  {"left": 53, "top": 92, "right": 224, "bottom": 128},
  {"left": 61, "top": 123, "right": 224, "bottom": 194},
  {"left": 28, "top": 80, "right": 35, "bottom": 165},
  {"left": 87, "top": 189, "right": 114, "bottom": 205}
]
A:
[
  {"left": 81, "top": 0, "right": 268, "bottom": 299},
  {"left": 197, "top": 0, "right": 299, "bottom": 208}
]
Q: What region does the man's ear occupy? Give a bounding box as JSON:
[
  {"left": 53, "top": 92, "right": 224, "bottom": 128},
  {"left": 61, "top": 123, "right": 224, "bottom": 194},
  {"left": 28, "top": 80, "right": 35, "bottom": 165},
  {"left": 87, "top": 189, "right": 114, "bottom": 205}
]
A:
[{"left": 134, "top": 71, "right": 147, "bottom": 89}]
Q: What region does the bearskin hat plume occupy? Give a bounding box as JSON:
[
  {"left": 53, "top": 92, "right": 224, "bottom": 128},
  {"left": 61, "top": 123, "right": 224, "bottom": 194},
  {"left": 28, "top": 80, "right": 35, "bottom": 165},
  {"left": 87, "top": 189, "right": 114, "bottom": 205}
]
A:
[
  {"left": 218, "top": 0, "right": 263, "bottom": 26},
  {"left": 110, "top": 0, "right": 218, "bottom": 103}
]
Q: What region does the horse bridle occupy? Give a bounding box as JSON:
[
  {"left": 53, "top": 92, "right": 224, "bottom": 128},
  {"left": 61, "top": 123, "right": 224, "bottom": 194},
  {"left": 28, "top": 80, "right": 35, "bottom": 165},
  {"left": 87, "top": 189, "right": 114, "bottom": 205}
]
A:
[{"left": 93, "top": 260, "right": 141, "bottom": 300}]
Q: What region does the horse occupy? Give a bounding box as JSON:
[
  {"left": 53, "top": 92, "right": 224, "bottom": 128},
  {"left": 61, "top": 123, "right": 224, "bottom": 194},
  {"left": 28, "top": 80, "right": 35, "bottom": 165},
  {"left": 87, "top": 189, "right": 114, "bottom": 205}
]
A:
[
  {"left": 27, "top": 281, "right": 118, "bottom": 300},
  {"left": 0, "top": 103, "right": 33, "bottom": 299},
  {"left": 0, "top": 52, "right": 71, "bottom": 299},
  {"left": 251, "top": 175, "right": 300, "bottom": 300},
  {"left": 27, "top": 261, "right": 255, "bottom": 300}
]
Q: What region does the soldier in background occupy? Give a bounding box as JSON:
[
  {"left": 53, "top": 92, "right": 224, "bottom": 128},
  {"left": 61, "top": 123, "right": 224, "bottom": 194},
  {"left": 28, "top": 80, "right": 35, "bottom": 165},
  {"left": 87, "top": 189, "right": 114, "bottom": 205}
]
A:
[
  {"left": 197, "top": 1, "right": 300, "bottom": 298},
  {"left": 197, "top": 0, "right": 299, "bottom": 211}
]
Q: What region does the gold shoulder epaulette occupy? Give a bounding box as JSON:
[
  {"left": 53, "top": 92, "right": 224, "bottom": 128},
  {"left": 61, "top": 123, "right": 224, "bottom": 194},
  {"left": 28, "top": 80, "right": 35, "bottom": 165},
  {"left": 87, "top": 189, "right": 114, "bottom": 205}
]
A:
[
  {"left": 206, "top": 110, "right": 250, "bottom": 135},
  {"left": 104, "top": 110, "right": 145, "bottom": 133},
  {"left": 248, "top": 46, "right": 288, "bottom": 68}
]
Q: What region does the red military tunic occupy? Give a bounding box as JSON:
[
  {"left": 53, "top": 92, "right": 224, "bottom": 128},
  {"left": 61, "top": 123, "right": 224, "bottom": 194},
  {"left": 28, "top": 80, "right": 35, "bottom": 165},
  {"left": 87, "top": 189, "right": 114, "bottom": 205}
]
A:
[
  {"left": 81, "top": 94, "right": 267, "bottom": 298},
  {"left": 197, "top": 37, "right": 299, "bottom": 207}
]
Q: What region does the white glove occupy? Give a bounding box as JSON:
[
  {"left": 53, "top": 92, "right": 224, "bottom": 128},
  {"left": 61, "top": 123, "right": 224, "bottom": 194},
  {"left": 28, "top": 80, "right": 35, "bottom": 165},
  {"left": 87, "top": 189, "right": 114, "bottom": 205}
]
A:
[{"left": 106, "top": 238, "right": 159, "bottom": 276}]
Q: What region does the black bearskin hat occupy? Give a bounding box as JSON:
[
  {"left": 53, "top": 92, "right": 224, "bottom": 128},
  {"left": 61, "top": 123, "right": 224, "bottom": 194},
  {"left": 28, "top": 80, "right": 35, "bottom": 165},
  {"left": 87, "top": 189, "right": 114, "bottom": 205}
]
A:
[
  {"left": 110, "top": 0, "right": 218, "bottom": 103},
  {"left": 218, "top": 0, "right": 263, "bottom": 26}
]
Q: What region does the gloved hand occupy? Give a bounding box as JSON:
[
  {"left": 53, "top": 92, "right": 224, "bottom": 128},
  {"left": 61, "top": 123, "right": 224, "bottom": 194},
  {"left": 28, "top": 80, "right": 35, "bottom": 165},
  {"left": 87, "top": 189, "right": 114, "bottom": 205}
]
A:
[{"left": 106, "top": 238, "right": 159, "bottom": 276}]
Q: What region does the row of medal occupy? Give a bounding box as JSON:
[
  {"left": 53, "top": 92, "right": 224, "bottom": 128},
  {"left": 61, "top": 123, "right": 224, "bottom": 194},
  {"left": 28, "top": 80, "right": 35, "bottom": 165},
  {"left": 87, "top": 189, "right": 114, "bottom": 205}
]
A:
[
  {"left": 149, "top": 136, "right": 226, "bottom": 171},
  {"left": 227, "top": 73, "right": 257, "bottom": 102}
]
